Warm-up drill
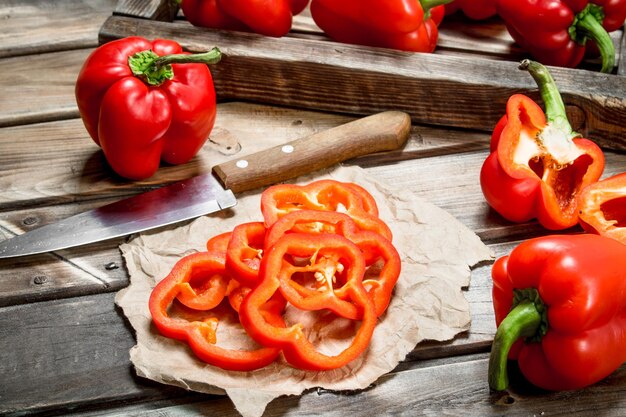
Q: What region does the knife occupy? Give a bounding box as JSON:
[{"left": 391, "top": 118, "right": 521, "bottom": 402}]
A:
[{"left": 0, "top": 111, "right": 411, "bottom": 259}]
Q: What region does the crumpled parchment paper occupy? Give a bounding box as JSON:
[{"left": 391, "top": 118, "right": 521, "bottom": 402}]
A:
[{"left": 115, "top": 165, "right": 493, "bottom": 417}]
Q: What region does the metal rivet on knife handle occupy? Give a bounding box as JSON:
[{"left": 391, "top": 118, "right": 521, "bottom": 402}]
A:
[{"left": 212, "top": 111, "right": 411, "bottom": 194}]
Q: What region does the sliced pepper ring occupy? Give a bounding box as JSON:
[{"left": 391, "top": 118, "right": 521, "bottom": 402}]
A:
[
  {"left": 239, "top": 233, "right": 377, "bottom": 371},
  {"left": 260, "top": 179, "right": 392, "bottom": 240},
  {"left": 265, "top": 210, "right": 401, "bottom": 317},
  {"left": 148, "top": 251, "right": 283, "bottom": 371},
  {"left": 225, "top": 221, "right": 266, "bottom": 287}
]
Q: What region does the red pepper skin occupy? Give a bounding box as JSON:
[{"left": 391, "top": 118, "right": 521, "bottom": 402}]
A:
[
  {"left": 309, "top": 0, "right": 447, "bottom": 53},
  {"left": 148, "top": 251, "right": 283, "bottom": 371},
  {"left": 497, "top": 0, "right": 624, "bottom": 72},
  {"left": 577, "top": 172, "right": 626, "bottom": 244},
  {"left": 239, "top": 233, "right": 377, "bottom": 371},
  {"left": 488, "top": 234, "right": 626, "bottom": 391},
  {"left": 180, "top": 0, "right": 308, "bottom": 37},
  {"left": 225, "top": 222, "right": 266, "bottom": 287},
  {"left": 265, "top": 210, "right": 401, "bottom": 317},
  {"left": 445, "top": 0, "right": 497, "bottom": 20},
  {"left": 75, "top": 37, "right": 218, "bottom": 180},
  {"left": 480, "top": 61, "right": 605, "bottom": 230},
  {"left": 260, "top": 179, "right": 393, "bottom": 240}
]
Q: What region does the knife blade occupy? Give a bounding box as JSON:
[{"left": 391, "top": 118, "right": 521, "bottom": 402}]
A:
[{"left": 0, "top": 111, "right": 411, "bottom": 259}]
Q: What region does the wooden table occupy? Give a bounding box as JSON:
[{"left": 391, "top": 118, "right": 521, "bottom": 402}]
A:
[{"left": 1, "top": 1, "right": 625, "bottom": 416}]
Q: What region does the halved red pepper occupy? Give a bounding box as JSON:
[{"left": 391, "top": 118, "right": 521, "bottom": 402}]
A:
[
  {"left": 265, "top": 210, "right": 401, "bottom": 317},
  {"left": 225, "top": 221, "right": 266, "bottom": 287},
  {"left": 497, "top": 0, "right": 625, "bottom": 72},
  {"left": 577, "top": 172, "right": 626, "bottom": 244},
  {"left": 148, "top": 251, "right": 283, "bottom": 371},
  {"left": 239, "top": 233, "right": 377, "bottom": 371},
  {"left": 480, "top": 60, "right": 604, "bottom": 230},
  {"left": 310, "top": 0, "right": 452, "bottom": 53},
  {"left": 488, "top": 234, "right": 626, "bottom": 391},
  {"left": 261, "top": 179, "right": 392, "bottom": 240},
  {"left": 180, "top": 0, "right": 308, "bottom": 37}
]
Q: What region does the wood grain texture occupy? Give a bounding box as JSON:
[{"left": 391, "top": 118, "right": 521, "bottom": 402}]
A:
[
  {"left": 114, "top": 0, "right": 178, "bottom": 21},
  {"left": 213, "top": 111, "right": 411, "bottom": 193},
  {"left": 3, "top": 290, "right": 626, "bottom": 417},
  {"left": 99, "top": 16, "right": 626, "bottom": 151},
  {"left": 0, "top": 0, "right": 117, "bottom": 58},
  {"left": 0, "top": 48, "right": 89, "bottom": 127}
]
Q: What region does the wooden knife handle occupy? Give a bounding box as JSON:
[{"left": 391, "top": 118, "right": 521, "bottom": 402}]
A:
[{"left": 212, "top": 111, "right": 411, "bottom": 194}]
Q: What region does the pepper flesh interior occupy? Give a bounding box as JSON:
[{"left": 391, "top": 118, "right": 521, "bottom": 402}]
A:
[
  {"left": 515, "top": 122, "right": 592, "bottom": 215},
  {"left": 601, "top": 196, "right": 626, "bottom": 227}
]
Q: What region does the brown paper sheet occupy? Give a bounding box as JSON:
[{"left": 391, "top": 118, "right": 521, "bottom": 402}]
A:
[{"left": 115, "top": 166, "right": 493, "bottom": 417}]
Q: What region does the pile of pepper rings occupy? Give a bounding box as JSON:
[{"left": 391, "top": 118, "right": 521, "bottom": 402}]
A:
[{"left": 148, "top": 179, "right": 401, "bottom": 372}]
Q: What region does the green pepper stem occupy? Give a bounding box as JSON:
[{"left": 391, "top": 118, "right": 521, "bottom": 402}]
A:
[
  {"left": 519, "top": 59, "right": 577, "bottom": 140},
  {"left": 128, "top": 47, "right": 222, "bottom": 86},
  {"left": 420, "top": 0, "right": 454, "bottom": 19},
  {"left": 152, "top": 47, "right": 222, "bottom": 69},
  {"left": 575, "top": 6, "right": 615, "bottom": 73},
  {"left": 488, "top": 300, "right": 542, "bottom": 391}
]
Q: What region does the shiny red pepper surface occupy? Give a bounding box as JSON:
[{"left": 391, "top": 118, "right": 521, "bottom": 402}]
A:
[
  {"left": 239, "top": 233, "right": 378, "bottom": 371},
  {"left": 488, "top": 234, "right": 626, "bottom": 391},
  {"left": 309, "top": 0, "right": 451, "bottom": 53},
  {"left": 480, "top": 60, "right": 604, "bottom": 230},
  {"left": 180, "top": 0, "right": 308, "bottom": 37},
  {"left": 148, "top": 251, "right": 284, "bottom": 371},
  {"left": 75, "top": 36, "right": 220, "bottom": 180},
  {"left": 497, "top": 0, "right": 626, "bottom": 72}
]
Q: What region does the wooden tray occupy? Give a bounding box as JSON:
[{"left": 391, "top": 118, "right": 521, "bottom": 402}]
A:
[{"left": 102, "top": 1, "right": 626, "bottom": 151}]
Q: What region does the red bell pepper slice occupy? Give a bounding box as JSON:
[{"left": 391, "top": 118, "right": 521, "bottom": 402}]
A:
[
  {"left": 239, "top": 233, "right": 377, "bottom": 371},
  {"left": 261, "top": 179, "right": 393, "bottom": 240},
  {"left": 309, "top": 0, "right": 452, "bottom": 53},
  {"left": 148, "top": 251, "right": 283, "bottom": 371},
  {"left": 180, "top": 0, "right": 308, "bottom": 37},
  {"left": 497, "top": 0, "right": 624, "bottom": 72},
  {"left": 206, "top": 231, "right": 232, "bottom": 253},
  {"left": 488, "top": 234, "right": 626, "bottom": 391},
  {"left": 75, "top": 37, "right": 221, "bottom": 180},
  {"left": 444, "top": 0, "right": 497, "bottom": 20},
  {"left": 577, "top": 172, "right": 626, "bottom": 245},
  {"left": 225, "top": 222, "right": 267, "bottom": 287},
  {"left": 480, "top": 60, "right": 604, "bottom": 230},
  {"left": 265, "top": 210, "right": 401, "bottom": 317}
]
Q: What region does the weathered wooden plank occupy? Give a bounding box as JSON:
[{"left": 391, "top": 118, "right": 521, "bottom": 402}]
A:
[
  {"left": 0, "top": 103, "right": 491, "bottom": 209},
  {"left": 4, "top": 288, "right": 626, "bottom": 417},
  {"left": 0, "top": 292, "right": 195, "bottom": 416},
  {"left": 99, "top": 16, "right": 626, "bottom": 151},
  {"left": 0, "top": 48, "right": 90, "bottom": 128},
  {"left": 113, "top": 0, "right": 178, "bottom": 22},
  {"left": 0, "top": 0, "right": 117, "bottom": 58},
  {"left": 66, "top": 354, "right": 626, "bottom": 417}
]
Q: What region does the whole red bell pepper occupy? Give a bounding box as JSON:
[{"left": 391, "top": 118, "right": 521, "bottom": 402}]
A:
[
  {"left": 577, "top": 172, "right": 626, "bottom": 244},
  {"left": 180, "top": 0, "right": 308, "bottom": 37},
  {"left": 75, "top": 36, "right": 220, "bottom": 180},
  {"left": 310, "top": 0, "right": 452, "bottom": 53},
  {"left": 239, "top": 232, "right": 377, "bottom": 371},
  {"left": 488, "top": 234, "right": 626, "bottom": 391},
  {"left": 148, "top": 251, "right": 285, "bottom": 371},
  {"left": 445, "top": 0, "right": 497, "bottom": 20},
  {"left": 480, "top": 60, "right": 604, "bottom": 230},
  {"left": 497, "top": 0, "right": 625, "bottom": 73}
]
